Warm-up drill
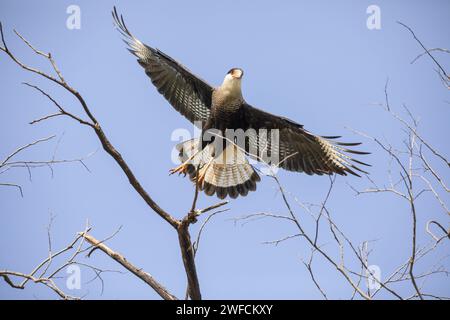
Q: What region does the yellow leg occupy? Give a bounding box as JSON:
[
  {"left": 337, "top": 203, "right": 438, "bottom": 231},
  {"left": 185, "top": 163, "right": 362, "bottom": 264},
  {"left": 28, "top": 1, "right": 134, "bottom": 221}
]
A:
[
  {"left": 197, "top": 158, "right": 214, "bottom": 185},
  {"left": 169, "top": 162, "right": 190, "bottom": 176},
  {"left": 169, "top": 149, "right": 201, "bottom": 176}
]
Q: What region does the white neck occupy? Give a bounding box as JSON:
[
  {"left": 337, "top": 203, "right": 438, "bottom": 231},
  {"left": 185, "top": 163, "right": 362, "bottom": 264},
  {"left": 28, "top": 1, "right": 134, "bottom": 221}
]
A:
[{"left": 220, "top": 74, "right": 243, "bottom": 100}]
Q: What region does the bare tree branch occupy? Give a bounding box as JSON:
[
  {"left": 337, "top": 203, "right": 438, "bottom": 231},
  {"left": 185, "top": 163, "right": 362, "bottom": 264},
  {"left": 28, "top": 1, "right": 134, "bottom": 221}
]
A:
[
  {"left": 411, "top": 48, "right": 450, "bottom": 64},
  {"left": 398, "top": 21, "right": 448, "bottom": 80},
  {"left": 0, "top": 182, "right": 23, "bottom": 197},
  {"left": 1, "top": 135, "right": 55, "bottom": 166},
  {"left": 79, "top": 231, "right": 178, "bottom": 300}
]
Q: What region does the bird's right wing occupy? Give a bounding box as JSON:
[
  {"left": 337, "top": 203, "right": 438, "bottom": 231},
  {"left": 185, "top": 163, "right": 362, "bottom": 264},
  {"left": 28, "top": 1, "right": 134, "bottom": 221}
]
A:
[{"left": 112, "top": 7, "right": 213, "bottom": 126}]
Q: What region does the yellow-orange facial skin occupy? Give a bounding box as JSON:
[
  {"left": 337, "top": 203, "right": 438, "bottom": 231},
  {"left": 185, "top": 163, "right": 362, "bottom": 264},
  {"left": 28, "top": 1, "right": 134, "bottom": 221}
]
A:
[{"left": 230, "top": 68, "right": 243, "bottom": 79}]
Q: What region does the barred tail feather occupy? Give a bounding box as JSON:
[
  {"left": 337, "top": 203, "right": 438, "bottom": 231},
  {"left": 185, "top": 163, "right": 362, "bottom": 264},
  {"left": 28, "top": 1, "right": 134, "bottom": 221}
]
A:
[{"left": 177, "top": 139, "right": 260, "bottom": 199}]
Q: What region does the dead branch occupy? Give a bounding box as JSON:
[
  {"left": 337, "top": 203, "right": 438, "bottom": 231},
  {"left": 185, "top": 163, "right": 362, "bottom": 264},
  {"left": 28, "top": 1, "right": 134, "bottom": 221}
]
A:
[
  {"left": 0, "top": 270, "right": 78, "bottom": 300},
  {"left": 0, "top": 219, "right": 176, "bottom": 300},
  {"left": 0, "top": 135, "right": 94, "bottom": 193},
  {"left": 350, "top": 87, "right": 449, "bottom": 299},
  {"left": 301, "top": 250, "right": 328, "bottom": 299},
  {"left": 268, "top": 175, "right": 373, "bottom": 300},
  {"left": 398, "top": 21, "right": 448, "bottom": 80},
  {"left": 0, "top": 223, "right": 94, "bottom": 300},
  {"left": 411, "top": 48, "right": 450, "bottom": 64},
  {"left": 79, "top": 231, "right": 177, "bottom": 300}
]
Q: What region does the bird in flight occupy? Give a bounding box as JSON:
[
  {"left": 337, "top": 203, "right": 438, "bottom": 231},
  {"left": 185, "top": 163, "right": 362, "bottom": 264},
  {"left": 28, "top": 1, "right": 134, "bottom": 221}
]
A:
[{"left": 112, "top": 7, "right": 370, "bottom": 199}]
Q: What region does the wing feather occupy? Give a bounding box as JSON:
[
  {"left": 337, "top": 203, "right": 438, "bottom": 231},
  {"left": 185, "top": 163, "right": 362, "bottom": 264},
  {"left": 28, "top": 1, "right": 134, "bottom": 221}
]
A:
[
  {"left": 112, "top": 7, "right": 213, "bottom": 126},
  {"left": 240, "top": 103, "right": 370, "bottom": 177}
]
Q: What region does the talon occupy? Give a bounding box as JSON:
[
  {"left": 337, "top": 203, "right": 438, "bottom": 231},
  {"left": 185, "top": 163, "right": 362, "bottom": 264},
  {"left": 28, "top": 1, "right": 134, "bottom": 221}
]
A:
[
  {"left": 170, "top": 149, "right": 202, "bottom": 176},
  {"left": 169, "top": 162, "right": 190, "bottom": 176}
]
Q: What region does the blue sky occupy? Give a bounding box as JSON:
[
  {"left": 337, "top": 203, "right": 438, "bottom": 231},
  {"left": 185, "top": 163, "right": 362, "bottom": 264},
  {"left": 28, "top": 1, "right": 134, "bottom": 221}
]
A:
[{"left": 0, "top": 1, "right": 449, "bottom": 299}]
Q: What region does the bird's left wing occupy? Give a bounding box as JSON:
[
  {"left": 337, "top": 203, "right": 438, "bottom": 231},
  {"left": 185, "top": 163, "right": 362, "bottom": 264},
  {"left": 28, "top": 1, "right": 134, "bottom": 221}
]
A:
[
  {"left": 112, "top": 8, "right": 213, "bottom": 125},
  {"left": 240, "top": 103, "right": 370, "bottom": 177}
]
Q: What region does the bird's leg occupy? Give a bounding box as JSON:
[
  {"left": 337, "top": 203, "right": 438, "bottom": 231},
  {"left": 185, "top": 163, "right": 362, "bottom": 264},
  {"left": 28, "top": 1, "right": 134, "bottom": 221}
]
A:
[
  {"left": 196, "top": 157, "right": 214, "bottom": 185},
  {"left": 169, "top": 148, "right": 202, "bottom": 176}
]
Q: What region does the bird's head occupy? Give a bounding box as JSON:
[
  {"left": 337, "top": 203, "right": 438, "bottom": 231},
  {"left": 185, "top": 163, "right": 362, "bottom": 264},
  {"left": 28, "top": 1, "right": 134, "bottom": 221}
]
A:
[
  {"left": 221, "top": 68, "right": 244, "bottom": 98},
  {"left": 227, "top": 68, "right": 244, "bottom": 80}
]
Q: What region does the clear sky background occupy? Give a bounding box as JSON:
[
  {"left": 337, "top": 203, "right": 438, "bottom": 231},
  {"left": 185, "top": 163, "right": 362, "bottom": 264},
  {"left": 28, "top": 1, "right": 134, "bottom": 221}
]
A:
[{"left": 0, "top": 1, "right": 449, "bottom": 299}]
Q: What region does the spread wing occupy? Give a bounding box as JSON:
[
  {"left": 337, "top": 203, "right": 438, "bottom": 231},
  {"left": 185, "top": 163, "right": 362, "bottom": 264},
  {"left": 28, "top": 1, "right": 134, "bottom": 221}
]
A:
[
  {"left": 112, "top": 7, "right": 213, "bottom": 125},
  {"left": 240, "top": 103, "right": 370, "bottom": 176}
]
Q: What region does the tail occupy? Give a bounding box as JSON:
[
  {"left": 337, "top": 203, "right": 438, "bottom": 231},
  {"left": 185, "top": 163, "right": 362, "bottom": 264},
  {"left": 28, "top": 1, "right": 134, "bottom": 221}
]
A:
[{"left": 176, "top": 139, "right": 260, "bottom": 199}]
